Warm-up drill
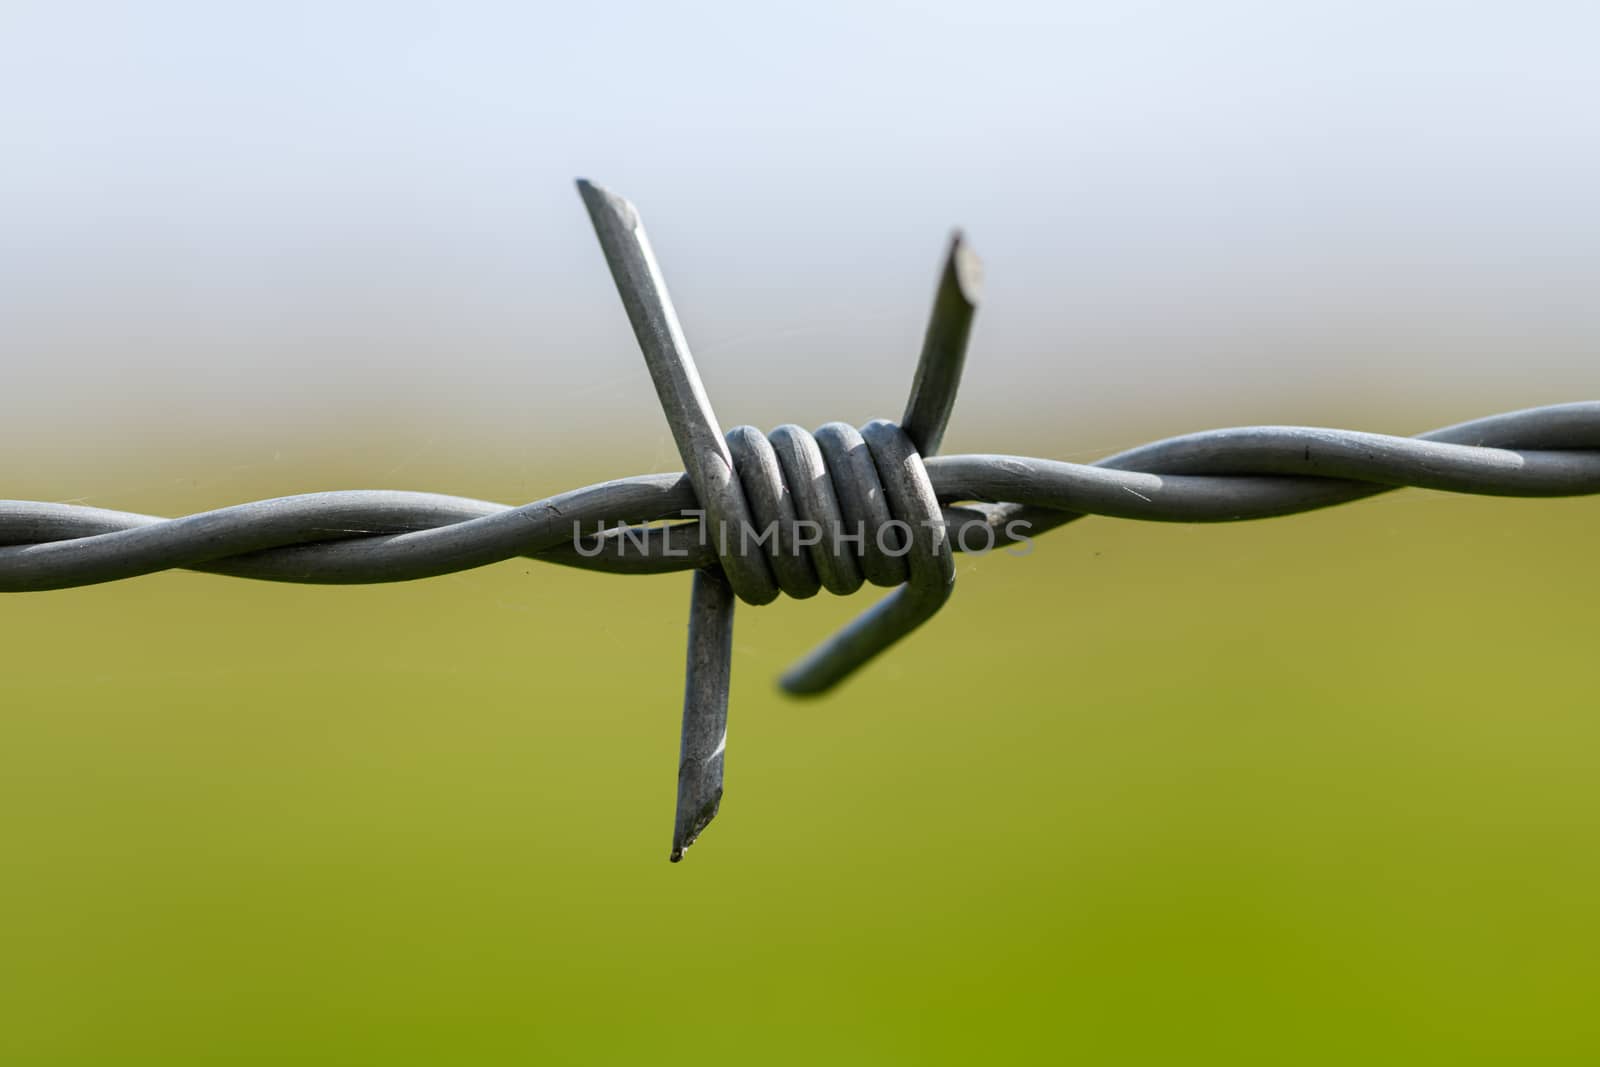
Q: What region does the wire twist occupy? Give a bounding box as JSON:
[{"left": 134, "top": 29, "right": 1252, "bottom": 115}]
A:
[{"left": 7, "top": 405, "right": 1597, "bottom": 590}]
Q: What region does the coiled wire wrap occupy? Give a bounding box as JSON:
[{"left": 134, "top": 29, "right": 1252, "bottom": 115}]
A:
[{"left": 720, "top": 420, "right": 952, "bottom": 602}]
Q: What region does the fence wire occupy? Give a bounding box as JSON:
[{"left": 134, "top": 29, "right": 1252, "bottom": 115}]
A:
[
  {"left": 4, "top": 402, "right": 1598, "bottom": 593},
  {"left": 8, "top": 180, "right": 1597, "bottom": 861}
]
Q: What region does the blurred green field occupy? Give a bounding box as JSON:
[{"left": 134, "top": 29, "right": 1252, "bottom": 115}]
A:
[{"left": 2, "top": 471, "right": 1596, "bottom": 1064}]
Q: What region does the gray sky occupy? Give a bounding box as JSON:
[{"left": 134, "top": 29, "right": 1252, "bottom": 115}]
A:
[{"left": 3, "top": 0, "right": 1596, "bottom": 467}]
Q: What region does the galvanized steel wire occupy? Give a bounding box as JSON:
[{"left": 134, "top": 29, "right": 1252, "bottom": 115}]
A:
[
  {"left": 5, "top": 403, "right": 1597, "bottom": 592},
  {"left": 6, "top": 180, "right": 1597, "bottom": 861}
]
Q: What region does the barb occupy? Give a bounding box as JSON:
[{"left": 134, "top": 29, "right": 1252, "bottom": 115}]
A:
[
  {"left": 778, "top": 234, "right": 977, "bottom": 695},
  {"left": 5, "top": 182, "right": 1598, "bottom": 862},
  {"left": 578, "top": 178, "right": 746, "bottom": 860}
]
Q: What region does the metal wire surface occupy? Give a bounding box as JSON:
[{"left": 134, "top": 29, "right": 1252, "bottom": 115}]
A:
[
  {"left": 5, "top": 407, "right": 1600, "bottom": 591},
  {"left": 7, "top": 181, "right": 1597, "bottom": 861}
]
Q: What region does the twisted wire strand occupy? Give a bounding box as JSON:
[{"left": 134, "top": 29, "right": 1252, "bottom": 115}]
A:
[{"left": 2, "top": 401, "right": 1596, "bottom": 594}]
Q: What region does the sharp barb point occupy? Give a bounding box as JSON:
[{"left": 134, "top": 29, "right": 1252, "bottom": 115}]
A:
[
  {"left": 948, "top": 232, "right": 984, "bottom": 306},
  {"left": 575, "top": 178, "right": 638, "bottom": 229}
]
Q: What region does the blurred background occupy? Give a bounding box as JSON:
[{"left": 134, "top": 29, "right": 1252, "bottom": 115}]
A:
[{"left": 2, "top": 2, "right": 1597, "bottom": 1063}]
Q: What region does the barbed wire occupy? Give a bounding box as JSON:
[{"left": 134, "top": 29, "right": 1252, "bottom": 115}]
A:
[
  {"left": 6, "top": 406, "right": 1598, "bottom": 592},
  {"left": 7, "top": 181, "right": 1597, "bottom": 861}
]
